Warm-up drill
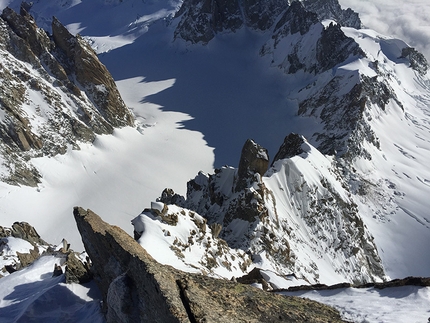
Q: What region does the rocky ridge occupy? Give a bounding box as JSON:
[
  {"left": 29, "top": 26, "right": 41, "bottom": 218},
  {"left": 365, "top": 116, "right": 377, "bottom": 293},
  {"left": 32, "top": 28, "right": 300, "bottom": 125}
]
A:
[
  {"left": 174, "top": 0, "right": 361, "bottom": 44},
  {"left": 0, "top": 222, "right": 48, "bottom": 276},
  {"left": 0, "top": 221, "right": 91, "bottom": 283},
  {"left": 132, "top": 201, "right": 254, "bottom": 278},
  {"left": 0, "top": 6, "right": 134, "bottom": 186},
  {"left": 74, "top": 206, "right": 347, "bottom": 323},
  {"left": 139, "top": 136, "right": 385, "bottom": 285},
  {"left": 2, "top": 212, "right": 428, "bottom": 322}
]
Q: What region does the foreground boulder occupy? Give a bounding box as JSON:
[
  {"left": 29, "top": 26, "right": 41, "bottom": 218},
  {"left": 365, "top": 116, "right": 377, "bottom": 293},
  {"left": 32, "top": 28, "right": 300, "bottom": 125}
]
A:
[{"left": 73, "top": 207, "right": 347, "bottom": 322}]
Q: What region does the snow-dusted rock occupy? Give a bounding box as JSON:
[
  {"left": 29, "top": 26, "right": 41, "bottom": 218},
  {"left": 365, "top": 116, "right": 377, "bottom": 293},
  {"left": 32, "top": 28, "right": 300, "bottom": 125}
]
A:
[
  {"left": 174, "top": 0, "right": 362, "bottom": 44},
  {"left": 135, "top": 137, "right": 386, "bottom": 285},
  {"left": 74, "top": 206, "right": 347, "bottom": 323},
  {"left": 0, "top": 7, "right": 134, "bottom": 186}
]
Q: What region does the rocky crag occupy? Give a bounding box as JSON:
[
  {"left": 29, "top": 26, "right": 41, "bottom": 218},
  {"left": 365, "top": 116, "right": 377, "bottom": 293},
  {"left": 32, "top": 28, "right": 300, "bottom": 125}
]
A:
[
  {"left": 0, "top": 221, "right": 91, "bottom": 283},
  {"left": 0, "top": 6, "right": 134, "bottom": 186},
  {"left": 134, "top": 136, "right": 385, "bottom": 286},
  {"left": 74, "top": 206, "right": 347, "bottom": 323},
  {"left": 174, "top": 0, "right": 360, "bottom": 44}
]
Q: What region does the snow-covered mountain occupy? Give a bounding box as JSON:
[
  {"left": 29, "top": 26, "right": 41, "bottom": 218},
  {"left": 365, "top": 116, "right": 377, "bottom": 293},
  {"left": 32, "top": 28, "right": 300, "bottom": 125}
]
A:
[
  {"left": 129, "top": 0, "right": 430, "bottom": 284},
  {"left": 1, "top": 0, "right": 430, "bottom": 321}
]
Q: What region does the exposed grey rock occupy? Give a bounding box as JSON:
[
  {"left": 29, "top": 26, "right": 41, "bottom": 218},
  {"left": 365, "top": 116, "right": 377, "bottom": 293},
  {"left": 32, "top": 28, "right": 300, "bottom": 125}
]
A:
[
  {"left": 0, "top": 226, "right": 10, "bottom": 238},
  {"left": 302, "top": 0, "right": 361, "bottom": 28},
  {"left": 174, "top": 0, "right": 242, "bottom": 44},
  {"left": 0, "top": 7, "right": 134, "bottom": 186},
  {"left": 272, "top": 133, "right": 306, "bottom": 165},
  {"left": 16, "top": 246, "right": 39, "bottom": 268},
  {"left": 157, "top": 188, "right": 186, "bottom": 207},
  {"left": 0, "top": 222, "right": 47, "bottom": 273},
  {"left": 237, "top": 267, "right": 271, "bottom": 291},
  {"left": 10, "top": 221, "right": 47, "bottom": 246},
  {"left": 52, "top": 17, "right": 134, "bottom": 129},
  {"left": 174, "top": 0, "right": 361, "bottom": 44},
  {"left": 401, "top": 47, "right": 429, "bottom": 75},
  {"left": 209, "top": 222, "right": 222, "bottom": 238},
  {"left": 316, "top": 22, "right": 365, "bottom": 73},
  {"left": 64, "top": 252, "right": 92, "bottom": 284},
  {"left": 73, "top": 207, "right": 347, "bottom": 323},
  {"left": 235, "top": 139, "right": 269, "bottom": 192},
  {"left": 265, "top": 4, "right": 364, "bottom": 75},
  {"left": 273, "top": 1, "right": 319, "bottom": 39},
  {"left": 242, "top": 0, "right": 287, "bottom": 30},
  {"left": 52, "top": 263, "right": 63, "bottom": 277},
  {"left": 298, "top": 72, "right": 400, "bottom": 158}
]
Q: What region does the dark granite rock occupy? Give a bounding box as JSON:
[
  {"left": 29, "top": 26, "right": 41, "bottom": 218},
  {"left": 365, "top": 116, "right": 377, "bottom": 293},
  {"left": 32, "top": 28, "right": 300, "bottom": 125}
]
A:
[
  {"left": 272, "top": 133, "right": 306, "bottom": 165},
  {"left": 401, "top": 47, "right": 429, "bottom": 75}
]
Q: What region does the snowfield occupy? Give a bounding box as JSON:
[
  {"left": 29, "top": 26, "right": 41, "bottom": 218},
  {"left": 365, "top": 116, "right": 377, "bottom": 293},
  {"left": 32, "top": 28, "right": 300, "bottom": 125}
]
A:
[
  {"left": 0, "top": 253, "right": 104, "bottom": 323},
  {"left": 283, "top": 286, "right": 430, "bottom": 323}
]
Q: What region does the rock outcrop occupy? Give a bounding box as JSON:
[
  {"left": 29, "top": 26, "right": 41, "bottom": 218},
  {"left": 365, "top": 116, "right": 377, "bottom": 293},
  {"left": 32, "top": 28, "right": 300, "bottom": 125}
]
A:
[
  {"left": 0, "top": 221, "right": 92, "bottom": 281},
  {"left": 0, "top": 221, "right": 46, "bottom": 246},
  {"left": 234, "top": 139, "right": 269, "bottom": 192},
  {"left": 0, "top": 6, "right": 134, "bottom": 186},
  {"left": 174, "top": 0, "right": 243, "bottom": 44},
  {"left": 400, "top": 47, "right": 429, "bottom": 75},
  {"left": 174, "top": 0, "right": 361, "bottom": 44},
  {"left": 301, "top": 0, "right": 361, "bottom": 29},
  {"left": 271, "top": 133, "right": 306, "bottom": 165},
  {"left": 74, "top": 207, "right": 347, "bottom": 322},
  {"left": 146, "top": 137, "right": 386, "bottom": 285}
]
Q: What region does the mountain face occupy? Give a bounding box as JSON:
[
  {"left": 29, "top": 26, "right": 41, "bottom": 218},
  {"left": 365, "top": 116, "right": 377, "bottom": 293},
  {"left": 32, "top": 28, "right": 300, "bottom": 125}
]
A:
[
  {"left": 174, "top": 0, "right": 361, "bottom": 44},
  {"left": 130, "top": 0, "right": 430, "bottom": 285},
  {"left": 0, "top": 6, "right": 134, "bottom": 186},
  {"left": 134, "top": 135, "right": 385, "bottom": 285}
]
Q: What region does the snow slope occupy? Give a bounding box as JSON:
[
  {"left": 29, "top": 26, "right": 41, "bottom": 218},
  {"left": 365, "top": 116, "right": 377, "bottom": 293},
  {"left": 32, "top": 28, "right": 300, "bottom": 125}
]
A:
[
  {"left": 0, "top": 253, "right": 104, "bottom": 323},
  {"left": 0, "top": 74, "right": 213, "bottom": 249},
  {"left": 283, "top": 286, "right": 430, "bottom": 323}
]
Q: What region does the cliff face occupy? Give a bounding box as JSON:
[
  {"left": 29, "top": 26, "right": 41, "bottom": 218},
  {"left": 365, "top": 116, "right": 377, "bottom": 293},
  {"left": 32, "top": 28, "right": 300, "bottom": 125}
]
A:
[
  {"left": 0, "top": 6, "right": 134, "bottom": 186},
  {"left": 174, "top": 0, "right": 361, "bottom": 44},
  {"left": 73, "top": 207, "right": 346, "bottom": 323}
]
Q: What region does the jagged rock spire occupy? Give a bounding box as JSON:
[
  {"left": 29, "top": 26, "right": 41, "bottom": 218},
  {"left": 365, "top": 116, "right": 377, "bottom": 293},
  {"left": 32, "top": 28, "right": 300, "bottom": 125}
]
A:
[
  {"left": 272, "top": 133, "right": 306, "bottom": 165},
  {"left": 174, "top": 0, "right": 362, "bottom": 44},
  {"left": 235, "top": 139, "right": 269, "bottom": 192}
]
